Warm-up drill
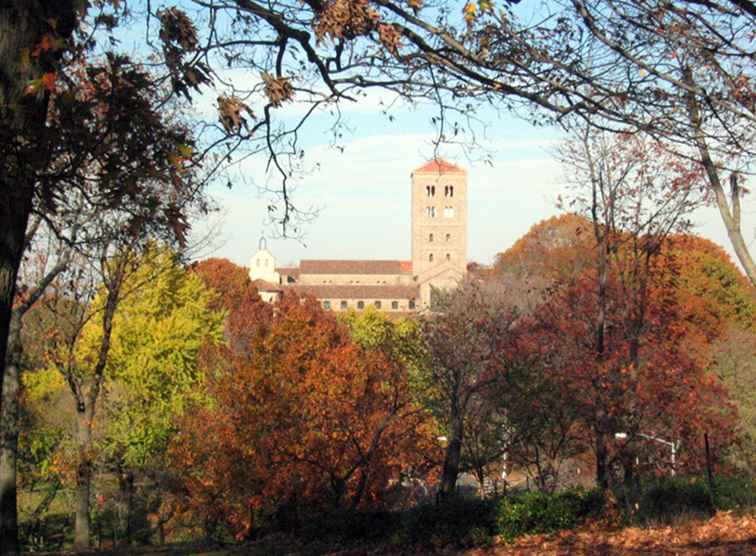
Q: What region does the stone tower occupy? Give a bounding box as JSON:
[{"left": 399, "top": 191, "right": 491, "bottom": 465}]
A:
[{"left": 411, "top": 159, "right": 468, "bottom": 306}]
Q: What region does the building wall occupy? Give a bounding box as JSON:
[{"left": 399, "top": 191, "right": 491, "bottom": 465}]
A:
[
  {"left": 249, "top": 248, "right": 280, "bottom": 284},
  {"left": 297, "top": 272, "right": 413, "bottom": 286},
  {"left": 320, "top": 297, "right": 416, "bottom": 312},
  {"left": 411, "top": 168, "right": 468, "bottom": 305}
]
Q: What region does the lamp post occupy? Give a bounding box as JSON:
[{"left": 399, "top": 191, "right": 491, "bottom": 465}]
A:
[{"left": 614, "top": 432, "right": 678, "bottom": 476}]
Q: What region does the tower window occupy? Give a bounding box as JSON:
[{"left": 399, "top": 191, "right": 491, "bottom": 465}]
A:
[
  {"left": 429, "top": 233, "right": 434, "bottom": 242},
  {"left": 391, "top": 301, "right": 399, "bottom": 310},
  {"left": 375, "top": 300, "right": 382, "bottom": 309},
  {"left": 340, "top": 300, "right": 348, "bottom": 310},
  {"left": 425, "top": 206, "right": 436, "bottom": 218},
  {"left": 357, "top": 301, "right": 365, "bottom": 310},
  {"left": 443, "top": 206, "right": 455, "bottom": 218},
  {"left": 429, "top": 253, "right": 434, "bottom": 262},
  {"left": 446, "top": 233, "right": 451, "bottom": 242},
  {"left": 446, "top": 253, "right": 451, "bottom": 261}
]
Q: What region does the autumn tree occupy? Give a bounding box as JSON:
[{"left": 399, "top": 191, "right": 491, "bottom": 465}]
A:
[
  {"left": 190, "top": 258, "right": 272, "bottom": 351},
  {"left": 94, "top": 248, "right": 223, "bottom": 545},
  {"left": 170, "top": 294, "right": 436, "bottom": 539},
  {"left": 420, "top": 280, "right": 526, "bottom": 501}
]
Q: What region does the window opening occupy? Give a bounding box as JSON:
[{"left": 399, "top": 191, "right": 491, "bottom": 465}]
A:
[
  {"left": 357, "top": 301, "right": 365, "bottom": 309},
  {"left": 375, "top": 300, "right": 382, "bottom": 309},
  {"left": 391, "top": 301, "right": 399, "bottom": 310},
  {"left": 340, "top": 300, "right": 348, "bottom": 310},
  {"left": 429, "top": 253, "right": 434, "bottom": 262}
]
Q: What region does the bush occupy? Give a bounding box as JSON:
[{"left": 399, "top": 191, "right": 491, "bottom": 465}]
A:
[
  {"left": 631, "top": 475, "right": 756, "bottom": 524},
  {"left": 711, "top": 475, "right": 756, "bottom": 510},
  {"left": 401, "top": 497, "right": 499, "bottom": 548},
  {"left": 497, "top": 489, "right": 602, "bottom": 542},
  {"left": 299, "top": 509, "right": 400, "bottom": 543},
  {"left": 19, "top": 512, "right": 72, "bottom": 552}
]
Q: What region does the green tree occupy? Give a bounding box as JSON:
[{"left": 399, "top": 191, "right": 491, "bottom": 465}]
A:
[{"left": 95, "top": 248, "right": 224, "bottom": 544}]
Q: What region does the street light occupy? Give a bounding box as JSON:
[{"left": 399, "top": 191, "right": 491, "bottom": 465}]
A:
[{"left": 614, "top": 432, "right": 679, "bottom": 476}]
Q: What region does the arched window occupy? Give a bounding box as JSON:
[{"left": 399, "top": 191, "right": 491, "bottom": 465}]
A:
[
  {"left": 426, "top": 185, "right": 436, "bottom": 197},
  {"left": 340, "top": 300, "right": 348, "bottom": 309},
  {"left": 429, "top": 253, "right": 434, "bottom": 262},
  {"left": 447, "top": 185, "right": 454, "bottom": 197},
  {"left": 357, "top": 301, "right": 365, "bottom": 309},
  {"left": 374, "top": 300, "right": 382, "bottom": 309},
  {"left": 426, "top": 206, "right": 436, "bottom": 218},
  {"left": 391, "top": 301, "right": 399, "bottom": 310},
  {"left": 409, "top": 300, "right": 416, "bottom": 309},
  {"left": 446, "top": 253, "right": 451, "bottom": 261},
  {"left": 431, "top": 185, "right": 436, "bottom": 196},
  {"left": 323, "top": 300, "right": 331, "bottom": 310},
  {"left": 429, "top": 233, "right": 434, "bottom": 242},
  {"left": 446, "top": 233, "right": 451, "bottom": 242}
]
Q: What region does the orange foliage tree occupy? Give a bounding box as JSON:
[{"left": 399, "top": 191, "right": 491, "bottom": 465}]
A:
[
  {"left": 190, "top": 258, "right": 272, "bottom": 351},
  {"left": 169, "top": 294, "right": 437, "bottom": 538}
]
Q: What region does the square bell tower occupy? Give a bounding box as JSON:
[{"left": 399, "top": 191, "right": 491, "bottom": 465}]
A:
[{"left": 411, "top": 159, "right": 468, "bottom": 283}]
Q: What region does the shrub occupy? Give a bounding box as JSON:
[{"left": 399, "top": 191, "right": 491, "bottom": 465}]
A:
[
  {"left": 300, "top": 510, "right": 400, "bottom": 543},
  {"left": 401, "top": 497, "right": 499, "bottom": 548},
  {"left": 19, "top": 513, "right": 72, "bottom": 552},
  {"left": 711, "top": 475, "right": 756, "bottom": 510},
  {"left": 497, "top": 489, "right": 602, "bottom": 542},
  {"left": 630, "top": 475, "right": 756, "bottom": 524}
]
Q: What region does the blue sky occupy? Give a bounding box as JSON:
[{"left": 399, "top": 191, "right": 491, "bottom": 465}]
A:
[
  {"left": 108, "top": 2, "right": 753, "bottom": 271},
  {"left": 191, "top": 91, "right": 755, "bottom": 272}
]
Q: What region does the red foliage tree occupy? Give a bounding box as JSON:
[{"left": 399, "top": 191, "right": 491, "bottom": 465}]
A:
[
  {"left": 169, "top": 294, "right": 437, "bottom": 538},
  {"left": 191, "top": 258, "right": 272, "bottom": 351}
]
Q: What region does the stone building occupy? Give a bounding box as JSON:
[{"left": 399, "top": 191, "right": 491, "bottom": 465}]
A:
[{"left": 249, "top": 159, "right": 468, "bottom": 311}]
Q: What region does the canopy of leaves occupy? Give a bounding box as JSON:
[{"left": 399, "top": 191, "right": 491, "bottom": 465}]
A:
[{"left": 170, "top": 295, "right": 437, "bottom": 538}]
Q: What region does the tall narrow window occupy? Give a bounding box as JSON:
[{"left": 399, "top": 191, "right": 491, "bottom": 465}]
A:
[
  {"left": 443, "top": 206, "right": 455, "bottom": 218},
  {"left": 445, "top": 233, "right": 451, "bottom": 242},
  {"left": 426, "top": 206, "right": 436, "bottom": 218},
  {"left": 445, "top": 253, "right": 451, "bottom": 261},
  {"left": 357, "top": 301, "right": 365, "bottom": 310},
  {"left": 340, "top": 300, "right": 348, "bottom": 310},
  {"left": 409, "top": 300, "right": 416, "bottom": 310},
  {"left": 374, "top": 300, "right": 382, "bottom": 309},
  {"left": 429, "top": 253, "right": 434, "bottom": 262},
  {"left": 429, "top": 233, "right": 434, "bottom": 242},
  {"left": 391, "top": 301, "right": 399, "bottom": 310},
  {"left": 426, "top": 185, "right": 436, "bottom": 197},
  {"left": 444, "top": 185, "right": 454, "bottom": 197}
]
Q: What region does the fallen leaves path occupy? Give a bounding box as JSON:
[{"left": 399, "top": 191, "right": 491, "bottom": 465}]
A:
[{"left": 464, "top": 512, "right": 756, "bottom": 555}]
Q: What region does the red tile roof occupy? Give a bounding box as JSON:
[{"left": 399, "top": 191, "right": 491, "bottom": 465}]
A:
[
  {"left": 275, "top": 266, "right": 300, "bottom": 280},
  {"left": 251, "top": 279, "right": 282, "bottom": 292},
  {"left": 289, "top": 284, "right": 419, "bottom": 300},
  {"left": 299, "top": 260, "right": 412, "bottom": 275},
  {"left": 413, "top": 159, "right": 466, "bottom": 174}
]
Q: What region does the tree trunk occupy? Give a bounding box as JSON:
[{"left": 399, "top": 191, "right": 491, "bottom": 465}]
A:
[
  {"left": 74, "top": 407, "right": 94, "bottom": 550},
  {"left": 682, "top": 67, "right": 756, "bottom": 287},
  {"left": 439, "top": 411, "right": 463, "bottom": 501},
  {"left": 0, "top": 315, "right": 22, "bottom": 556},
  {"left": 595, "top": 427, "right": 609, "bottom": 491}
]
